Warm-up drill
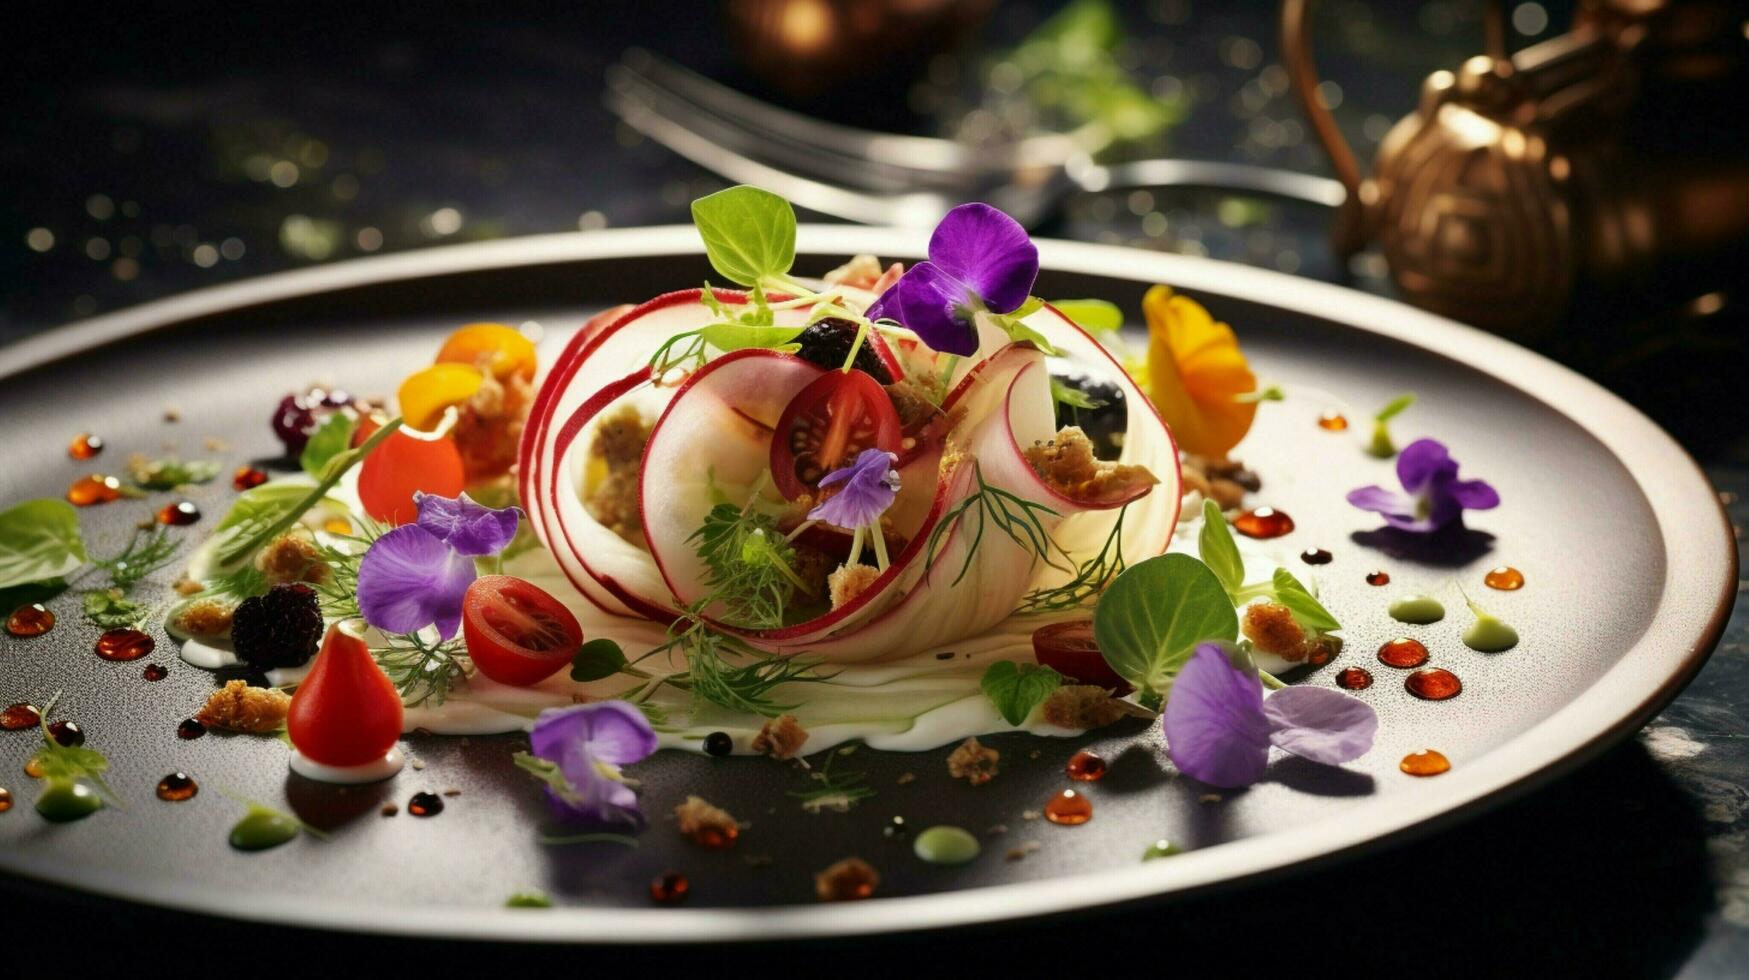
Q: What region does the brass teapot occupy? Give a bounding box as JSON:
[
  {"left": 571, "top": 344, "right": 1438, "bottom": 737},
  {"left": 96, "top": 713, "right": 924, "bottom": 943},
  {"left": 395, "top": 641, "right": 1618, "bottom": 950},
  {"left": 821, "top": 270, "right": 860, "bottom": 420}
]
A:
[{"left": 1282, "top": 0, "right": 1749, "bottom": 337}]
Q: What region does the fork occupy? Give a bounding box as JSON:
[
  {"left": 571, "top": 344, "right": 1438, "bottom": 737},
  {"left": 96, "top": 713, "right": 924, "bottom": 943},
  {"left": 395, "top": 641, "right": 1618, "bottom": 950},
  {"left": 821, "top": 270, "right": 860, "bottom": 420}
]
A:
[{"left": 604, "top": 49, "right": 1346, "bottom": 228}]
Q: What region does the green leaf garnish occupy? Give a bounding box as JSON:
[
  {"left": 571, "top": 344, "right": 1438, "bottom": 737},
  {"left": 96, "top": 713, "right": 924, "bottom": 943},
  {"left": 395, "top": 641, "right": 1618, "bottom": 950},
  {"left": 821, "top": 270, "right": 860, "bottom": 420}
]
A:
[
  {"left": 980, "top": 660, "right": 1065, "bottom": 726},
  {"left": 83, "top": 589, "right": 147, "bottom": 628},
  {"left": 1270, "top": 567, "right": 1342, "bottom": 633},
  {"left": 696, "top": 321, "right": 805, "bottom": 353},
  {"left": 299, "top": 412, "right": 358, "bottom": 479},
  {"left": 926, "top": 461, "right": 1067, "bottom": 587},
  {"left": 1374, "top": 393, "right": 1416, "bottom": 422},
  {"left": 0, "top": 499, "right": 87, "bottom": 590},
  {"left": 690, "top": 186, "right": 796, "bottom": 288},
  {"left": 1092, "top": 553, "right": 1237, "bottom": 697},
  {"left": 1051, "top": 299, "right": 1124, "bottom": 334},
  {"left": 1367, "top": 393, "right": 1415, "bottom": 458},
  {"left": 1196, "top": 498, "right": 1245, "bottom": 596},
  {"left": 31, "top": 694, "right": 121, "bottom": 807},
  {"left": 505, "top": 891, "right": 554, "bottom": 908},
  {"left": 788, "top": 748, "right": 875, "bottom": 813},
  {"left": 689, "top": 501, "right": 808, "bottom": 630},
  {"left": 571, "top": 638, "right": 628, "bottom": 682},
  {"left": 1050, "top": 378, "right": 1108, "bottom": 412},
  {"left": 127, "top": 456, "right": 221, "bottom": 490}
]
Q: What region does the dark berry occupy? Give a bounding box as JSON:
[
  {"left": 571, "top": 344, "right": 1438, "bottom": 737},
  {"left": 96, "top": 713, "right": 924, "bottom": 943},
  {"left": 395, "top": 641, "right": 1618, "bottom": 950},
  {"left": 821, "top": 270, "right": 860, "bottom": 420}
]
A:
[
  {"left": 1050, "top": 367, "right": 1127, "bottom": 460},
  {"left": 231, "top": 583, "right": 324, "bottom": 669},
  {"left": 795, "top": 317, "right": 895, "bottom": 383},
  {"left": 48, "top": 720, "right": 84, "bottom": 747},
  {"left": 272, "top": 387, "right": 354, "bottom": 456},
  {"left": 703, "top": 731, "right": 733, "bottom": 756}
]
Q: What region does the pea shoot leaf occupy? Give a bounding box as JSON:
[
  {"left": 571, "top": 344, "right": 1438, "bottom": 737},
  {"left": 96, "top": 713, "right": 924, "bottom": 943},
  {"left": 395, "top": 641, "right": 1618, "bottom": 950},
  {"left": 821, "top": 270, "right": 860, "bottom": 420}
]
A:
[
  {"left": 1271, "top": 567, "right": 1341, "bottom": 633},
  {"left": 570, "top": 638, "right": 628, "bottom": 682},
  {"left": 691, "top": 186, "right": 796, "bottom": 287},
  {"left": 1093, "top": 553, "right": 1236, "bottom": 696},
  {"left": 1052, "top": 298, "right": 1125, "bottom": 334},
  {"left": 299, "top": 412, "right": 358, "bottom": 478},
  {"left": 980, "top": 660, "right": 1065, "bottom": 726},
  {"left": 1196, "top": 498, "right": 1245, "bottom": 597},
  {"left": 1375, "top": 392, "right": 1416, "bottom": 422},
  {"left": 0, "top": 499, "right": 88, "bottom": 590},
  {"left": 128, "top": 456, "right": 222, "bottom": 490}
]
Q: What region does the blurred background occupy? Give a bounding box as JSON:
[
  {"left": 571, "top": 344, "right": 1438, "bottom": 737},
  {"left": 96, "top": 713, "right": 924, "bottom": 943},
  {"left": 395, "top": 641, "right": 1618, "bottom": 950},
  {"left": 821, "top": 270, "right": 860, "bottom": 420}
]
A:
[{"left": 6, "top": 0, "right": 1749, "bottom": 973}]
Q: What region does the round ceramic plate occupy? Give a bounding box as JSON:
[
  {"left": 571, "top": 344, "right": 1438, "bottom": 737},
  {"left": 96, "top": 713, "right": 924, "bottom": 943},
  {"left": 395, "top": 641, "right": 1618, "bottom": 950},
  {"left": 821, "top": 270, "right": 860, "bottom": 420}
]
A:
[{"left": 0, "top": 227, "right": 1733, "bottom": 942}]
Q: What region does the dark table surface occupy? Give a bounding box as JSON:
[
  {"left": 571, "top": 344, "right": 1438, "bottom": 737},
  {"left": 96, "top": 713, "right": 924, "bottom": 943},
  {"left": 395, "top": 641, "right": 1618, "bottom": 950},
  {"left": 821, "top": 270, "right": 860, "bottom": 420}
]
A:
[{"left": 5, "top": 2, "right": 1747, "bottom": 976}]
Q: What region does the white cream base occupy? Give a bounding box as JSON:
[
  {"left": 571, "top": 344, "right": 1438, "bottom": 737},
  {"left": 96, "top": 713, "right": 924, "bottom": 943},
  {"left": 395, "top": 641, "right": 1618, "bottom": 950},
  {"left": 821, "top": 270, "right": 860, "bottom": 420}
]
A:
[{"left": 289, "top": 747, "right": 405, "bottom": 784}]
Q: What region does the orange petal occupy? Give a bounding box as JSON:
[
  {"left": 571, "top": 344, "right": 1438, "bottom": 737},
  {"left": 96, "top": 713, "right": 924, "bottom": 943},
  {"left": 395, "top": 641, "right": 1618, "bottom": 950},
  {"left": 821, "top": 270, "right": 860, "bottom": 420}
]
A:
[
  {"left": 398, "top": 363, "right": 483, "bottom": 432},
  {"left": 1143, "top": 285, "right": 1257, "bottom": 457},
  {"left": 436, "top": 322, "right": 537, "bottom": 381}
]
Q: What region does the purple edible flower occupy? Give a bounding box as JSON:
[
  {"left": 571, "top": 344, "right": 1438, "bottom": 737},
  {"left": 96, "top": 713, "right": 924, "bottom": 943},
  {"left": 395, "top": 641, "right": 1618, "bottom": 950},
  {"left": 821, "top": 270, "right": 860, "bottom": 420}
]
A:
[
  {"left": 809, "top": 448, "right": 900, "bottom": 530},
  {"left": 1163, "top": 643, "right": 1377, "bottom": 788},
  {"left": 527, "top": 701, "right": 657, "bottom": 828},
  {"left": 866, "top": 203, "right": 1038, "bottom": 356},
  {"left": 1346, "top": 438, "right": 1499, "bottom": 534},
  {"left": 356, "top": 491, "right": 520, "bottom": 639}
]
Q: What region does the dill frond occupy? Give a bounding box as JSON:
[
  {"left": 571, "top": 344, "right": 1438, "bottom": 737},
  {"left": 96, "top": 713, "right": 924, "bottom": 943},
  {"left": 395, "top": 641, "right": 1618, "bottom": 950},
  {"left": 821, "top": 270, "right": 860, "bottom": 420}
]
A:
[
  {"left": 689, "top": 501, "right": 805, "bottom": 630},
  {"left": 94, "top": 527, "right": 180, "bottom": 591},
  {"left": 372, "top": 632, "right": 472, "bottom": 708},
  {"left": 1018, "top": 504, "right": 1128, "bottom": 614},
  {"left": 925, "top": 461, "right": 1067, "bottom": 587},
  {"left": 789, "top": 749, "right": 875, "bottom": 813}
]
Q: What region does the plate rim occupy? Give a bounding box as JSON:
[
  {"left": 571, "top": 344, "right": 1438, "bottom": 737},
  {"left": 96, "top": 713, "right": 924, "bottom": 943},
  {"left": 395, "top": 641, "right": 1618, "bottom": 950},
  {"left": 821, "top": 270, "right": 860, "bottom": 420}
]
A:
[{"left": 0, "top": 226, "right": 1735, "bottom": 942}]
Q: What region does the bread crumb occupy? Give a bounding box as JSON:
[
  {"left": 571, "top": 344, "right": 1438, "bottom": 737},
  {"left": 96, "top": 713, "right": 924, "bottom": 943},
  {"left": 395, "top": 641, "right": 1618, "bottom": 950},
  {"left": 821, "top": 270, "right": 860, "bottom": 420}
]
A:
[
  {"left": 753, "top": 714, "right": 808, "bottom": 760},
  {"left": 896, "top": 772, "right": 916, "bottom": 786},
  {"left": 1041, "top": 685, "right": 1153, "bottom": 729},
  {"left": 1242, "top": 601, "right": 1316, "bottom": 662},
  {"left": 196, "top": 680, "right": 291, "bottom": 733},
  {"left": 584, "top": 404, "right": 651, "bottom": 545},
  {"left": 256, "top": 532, "right": 328, "bottom": 586},
  {"left": 381, "top": 803, "right": 399, "bottom": 817},
  {"left": 1024, "top": 427, "right": 1156, "bottom": 503},
  {"left": 173, "top": 598, "right": 234, "bottom": 638},
  {"left": 947, "top": 736, "right": 999, "bottom": 785},
  {"left": 827, "top": 563, "right": 882, "bottom": 609},
  {"left": 173, "top": 577, "right": 204, "bottom": 596},
  {"left": 1022, "top": 809, "right": 1042, "bottom": 821},
  {"left": 674, "top": 796, "right": 740, "bottom": 849},
  {"left": 815, "top": 857, "right": 879, "bottom": 902},
  {"left": 1006, "top": 842, "right": 1041, "bottom": 861}
]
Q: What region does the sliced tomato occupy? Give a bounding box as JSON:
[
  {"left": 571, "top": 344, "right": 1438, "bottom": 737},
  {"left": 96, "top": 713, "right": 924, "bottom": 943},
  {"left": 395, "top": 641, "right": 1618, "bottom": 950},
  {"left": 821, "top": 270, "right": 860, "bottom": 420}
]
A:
[
  {"left": 1032, "top": 620, "right": 1130, "bottom": 693},
  {"left": 357, "top": 428, "right": 467, "bottom": 525},
  {"left": 462, "top": 575, "right": 583, "bottom": 687},
  {"left": 770, "top": 369, "right": 902, "bottom": 499}
]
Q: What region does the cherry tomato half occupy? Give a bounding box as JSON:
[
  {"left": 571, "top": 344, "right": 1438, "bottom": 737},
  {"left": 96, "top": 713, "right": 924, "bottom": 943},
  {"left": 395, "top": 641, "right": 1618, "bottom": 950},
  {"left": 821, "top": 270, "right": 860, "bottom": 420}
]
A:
[
  {"left": 287, "top": 624, "right": 405, "bottom": 767},
  {"left": 462, "top": 575, "right": 583, "bottom": 687},
  {"left": 770, "top": 369, "right": 902, "bottom": 499},
  {"left": 1031, "top": 620, "right": 1130, "bottom": 693},
  {"left": 357, "top": 428, "right": 466, "bottom": 525}
]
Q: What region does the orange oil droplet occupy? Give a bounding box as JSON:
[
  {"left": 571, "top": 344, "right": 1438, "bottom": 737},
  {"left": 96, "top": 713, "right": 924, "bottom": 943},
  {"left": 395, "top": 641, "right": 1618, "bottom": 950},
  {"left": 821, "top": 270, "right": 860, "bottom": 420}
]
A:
[
  {"left": 1335, "top": 666, "right": 1374, "bottom": 690},
  {"left": 1317, "top": 411, "right": 1349, "bottom": 431},
  {"left": 6, "top": 604, "right": 55, "bottom": 637},
  {"left": 1066, "top": 751, "right": 1107, "bottom": 782},
  {"left": 1044, "top": 788, "right": 1094, "bottom": 825},
  {"left": 0, "top": 703, "right": 41, "bottom": 731},
  {"left": 24, "top": 758, "right": 44, "bottom": 779},
  {"left": 1233, "top": 507, "right": 1295, "bottom": 539},
  {"left": 1377, "top": 637, "right": 1430, "bottom": 669},
  {"left": 232, "top": 466, "right": 269, "bottom": 491},
  {"left": 156, "top": 772, "right": 199, "bottom": 801},
  {"left": 67, "top": 433, "right": 104, "bottom": 460},
  {"left": 157, "top": 501, "right": 200, "bottom": 526},
  {"left": 1365, "top": 570, "right": 1391, "bottom": 586},
  {"left": 650, "top": 871, "right": 690, "bottom": 905},
  {"left": 686, "top": 824, "right": 740, "bottom": 850},
  {"left": 0, "top": 787, "right": 11, "bottom": 812},
  {"left": 1405, "top": 667, "right": 1463, "bottom": 701},
  {"left": 1484, "top": 566, "right": 1525, "bottom": 590},
  {"left": 67, "top": 474, "right": 123, "bottom": 506},
  {"left": 48, "top": 720, "right": 83, "bottom": 747},
  {"left": 323, "top": 517, "right": 353, "bottom": 536},
  {"left": 1400, "top": 749, "right": 1451, "bottom": 776},
  {"left": 95, "top": 628, "right": 155, "bottom": 662}
]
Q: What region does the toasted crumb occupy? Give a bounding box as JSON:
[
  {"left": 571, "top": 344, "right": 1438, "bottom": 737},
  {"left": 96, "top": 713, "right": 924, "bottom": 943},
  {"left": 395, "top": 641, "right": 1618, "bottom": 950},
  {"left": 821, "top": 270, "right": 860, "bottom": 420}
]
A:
[
  {"left": 1006, "top": 842, "right": 1041, "bottom": 862},
  {"left": 196, "top": 680, "right": 291, "bottom": 733},
  {"left": 1199, "top": 793, "right": 1223, "bottom": 804},
  {"left": 173, "top": 576, "right": 204, "bottom": 596},
  {"left": 454, "top": 368, "right": 533, "bottom": 480},
  {"left": 753, "top": 714, "right": 808, "bottom": 760},
  {"left": 947, "top": 736, "right": 999, "bottom": 785},
  {"left": 1189, "top": 454, "right": 1261, "bottom": 491},
  {"left": 675, "top": 796, "right": 740, "bottom": 849},
  {"left": 173, "top": 598, "right": 234, "bottom": 638},
  {"left": 896, "top": 772, "right": 916, "bottom": 786},
  {"left": 788, "top": 542, "right": 836, "bottom": 600},
  {"left": 1022, "top": 809, "right": 1042, "bottom": 821},
  {"left": 1041, "top": 685, "right": 1152, "bottom": 729},
  {"left": 1180, "top": 462, "right": 1213, "bottom": 502},
  {"left": 1025, "top": 427, "right": 1156, "bottom": 503},
  {"left": 163, "top": 406, "right": 181, "bottom": 422},
  {"left": 203, "top": 437, "right": 230, "bottom": 452},
  {"left": 814, "top": 857, "right": 879, "bottom": 902},
  {"left": 1242, "top": 601, "right": 1316, "bottom": 662},
  {"left": 583, "top": 405, "right": 650, "bottom": 545},
  {"left": 827, "top": 563, "right": 882, "bottom": 609},
  {"left": 256, "top": 532, "right": 328, "bottom": 585},
  {"left": 380, "top": 803, "right": 398, "bottom": 817}
]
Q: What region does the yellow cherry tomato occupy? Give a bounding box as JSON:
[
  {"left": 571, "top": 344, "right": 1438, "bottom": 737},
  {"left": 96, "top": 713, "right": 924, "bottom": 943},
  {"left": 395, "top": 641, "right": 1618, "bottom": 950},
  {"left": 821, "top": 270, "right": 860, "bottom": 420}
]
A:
[
  {"left": 1143, "top": 284, "right": 1258, "bottom": 458},
  {"left": 436, "top": 323, "right": 537, "bottom": 382},
  {"left": 398, "top": 362, "right": 483, "bottom": 432}
]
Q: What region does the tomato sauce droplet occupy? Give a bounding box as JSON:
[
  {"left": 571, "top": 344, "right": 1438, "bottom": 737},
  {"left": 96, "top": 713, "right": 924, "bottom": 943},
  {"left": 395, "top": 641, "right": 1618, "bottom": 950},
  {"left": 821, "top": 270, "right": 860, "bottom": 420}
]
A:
[
  {"left": 408, "top": 792, "right": 445, "bottom": 817},
  {"left": 1484, "top": 565, "right": 1525, "bottom": 590},
  {"left": 1405, "top": 667, "right": 1463, "bottom": 701},
  {"left": 6, "top": 604, "right": 55, "bottom": 637},
  {"left": 1365, "top": 570, "right": 1391, "bottom": 586},
  {"left": 67, "top": 474, "right": 124, "bottom": 506},
  {"left": 1335, "top": 666, "right": 1374, "bottom": 690},
  {"left": 232, "top": 466, "right": 269, "bottom": 491},
  {"left": 67, "top": 433, "right": 104, "bottom": 460},
  {"left": 1233, "top": 507, "right": 1295, "bottom": 539},
  {"left": 1376, "top": 637, "right": 1430, "bottom": 669},
  {"left": 156, "top": 772, "right": 199, "bottom": 801},
  {"left": 177, "top": 718, "right": 207, "bottom": 740},
  {"left": 1299, "top": 548, "right": 1333, "bottom": 565},
  {"left": 95, "top": 628, "right": 155, "bottom": 662},
  {"left": 1066, "top": 751, "right": 1107, "bottom": 782},
  {"left": 157, "top": 501, "right": 200, "bottom": 526},
  {"left": 287, "top": 624, "right": 405, "bottom": 767},
  {"left": 0, "top": 788, "right": 11, "bottom": 812},
  {"left": 1044, "top": 788, "right": 1093, "bottom": 825},
  {"left": 24, "top": 759, "right": 44, "bottom": 779},
  {"left": 0, "top": 704, "right": 41, "bottom": 731},
  {"left": 1400, "top": 749, "right": 1451, "bottom": 776},
  {"left": 142, "top": 663, "right": 168, "bottom": 681},
  {"left": 650, "top": 871, "right": 690, "bottom": 905},
  {"left": 48, "top": 720, "right": 83, "bottom": 747},
  {"left": 685, "top": 822, "right": 739, "bottom": 850},
  {"left": 1317, "top": 411, "right": 1348, "bottom": 431}
]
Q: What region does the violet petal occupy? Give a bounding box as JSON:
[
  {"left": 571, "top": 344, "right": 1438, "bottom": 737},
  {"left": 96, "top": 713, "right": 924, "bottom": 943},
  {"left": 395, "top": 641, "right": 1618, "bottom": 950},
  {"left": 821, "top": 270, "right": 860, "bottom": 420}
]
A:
[
  {"left": 1163, "top": 643, "right": 1272, "bottom": 788},
  {"left": 809, "top": 449, "right": 900, "bottom": 529},
  {"left": 1447, "top": 478, "right": 1500, "bottom": 511},
  {"left": 414, "top": 491, "right": 521, "bottom": 557},
  {"left": 529, "top": 702, "right": 656, "bottom": 828},
  {"left": 356, "top": 524, "right": 477, "bottom": 639},
  {"left": 890, "top": 261, "right": 980, "bottom": 356},
  {"left": 1262, "top": 686, "right": 1378, "bottom": 765},
  {"left": 927, "top": 203, "right": 1038, "bottom": 314},
  {"left": 1395, "top": 439, "right": 1454, "bottom": 495},
  {"left": 1345, "top": 485, "right": 1415, "bottom": 520}
]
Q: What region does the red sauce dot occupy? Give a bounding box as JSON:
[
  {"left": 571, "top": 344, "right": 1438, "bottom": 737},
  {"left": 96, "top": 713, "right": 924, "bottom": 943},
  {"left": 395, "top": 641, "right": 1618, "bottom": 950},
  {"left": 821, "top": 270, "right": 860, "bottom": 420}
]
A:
[
  {"left": 1233, "top": 507, "right": 1295, "bottom": 539},
  {"left": 1066, "top": 751, "right": 1107, "bottom": 782},
  {"left": 68, "top": 433, "right": 104, "bottom": 460},
  {"left": 650, "top": 871, "right": 690, "bottom": 905},
  {"left": 1365, "top": 570, "right": 1391, "bottom": 586},
  {"left": 1400, "top": 749, "right": 1451, "bottom": 776},
  {"left": 1044, "top": 788, "right": 1093, "bottom": 825},
  {"left": 232, "top": 466, "right": 269, "bottom": 491},
  {"left": 95, "top": 628, "right": 155, "bottom": 662},
  {"left": 1335, "top": 666, "right": 1373, "bottom": 690},
  {"left": 1299, "top": 548, "right": 1333, "bottom": 565},
  {"left": 0, "top": 704, "right": 42, "bottom": 731},
  {"left": 6, "top": 604, "right": 55, "bottom": 637},
  {"left": 157, "top": 501, "right": 200, "bottom": 526},
  {"left": 67, "top": 474, "right": 124, "bottom": 506},
  {"left": 1376, "top": 637, "right": 1430, "bottom": 669},
  {"left": 1405, "top": 667, "right": 1463, "bottom": 701}
]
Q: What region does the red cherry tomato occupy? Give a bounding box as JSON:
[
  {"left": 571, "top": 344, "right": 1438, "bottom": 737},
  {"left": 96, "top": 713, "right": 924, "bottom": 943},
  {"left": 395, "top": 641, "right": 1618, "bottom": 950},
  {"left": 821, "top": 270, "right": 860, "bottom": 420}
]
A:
[
  {"left": 357, "top": 428, "right": 466, "bottom": 525},
  {"left": 287, "top": 624, "right": 405, "bottom": 767},
  {"left": 1031, "top": 620, "right": 1130, "bottom": 693},
  {"left": 770, "top": 370, "right": 902, "bottom": 499},
  {"left": 462, "top": 575, "right": 583, "bottom": 687}
]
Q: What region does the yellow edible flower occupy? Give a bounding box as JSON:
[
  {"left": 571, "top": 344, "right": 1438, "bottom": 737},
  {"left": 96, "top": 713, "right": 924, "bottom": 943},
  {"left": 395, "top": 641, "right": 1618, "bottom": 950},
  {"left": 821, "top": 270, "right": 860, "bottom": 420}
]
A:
[{"left": 1142, "top": 284, "right": 1257, "bottom": 457}]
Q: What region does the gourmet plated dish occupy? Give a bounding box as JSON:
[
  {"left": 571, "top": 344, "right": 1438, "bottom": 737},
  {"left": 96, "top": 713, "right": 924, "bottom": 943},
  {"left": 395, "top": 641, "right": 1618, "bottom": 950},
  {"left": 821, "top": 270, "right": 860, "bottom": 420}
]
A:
[{"left": 2, "top": 186, "right": 1528, "bottom": 896}]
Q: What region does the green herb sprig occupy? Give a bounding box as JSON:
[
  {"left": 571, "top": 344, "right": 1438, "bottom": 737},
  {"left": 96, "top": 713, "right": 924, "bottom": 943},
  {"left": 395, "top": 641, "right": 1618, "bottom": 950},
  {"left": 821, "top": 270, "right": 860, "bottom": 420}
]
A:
[
  {"left": 980, "top": 660, "right": 1065, "bottom": 725},
  {"left": 926, "top": 461, "right": 1067, "bottom": 587},
  {"left": 789, "top": 748, "right": 875, "bottom": 813},
  {"left": 1018, "top": 504, "right": 1127, "bottom": 613}
]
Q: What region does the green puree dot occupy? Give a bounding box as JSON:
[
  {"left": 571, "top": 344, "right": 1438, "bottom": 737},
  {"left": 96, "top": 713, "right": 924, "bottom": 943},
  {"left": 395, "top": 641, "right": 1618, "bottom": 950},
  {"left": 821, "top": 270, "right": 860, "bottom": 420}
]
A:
[
  {"left": 229, "top": 806, "right": 301, "bottom": 851},
  {"left": 1142, "top": 839, "right": 1183, "bottom": 861},
  {"left": 35, "top": 780, "right": 103, "bottom": 823},
  {"left": 913, "top": 825, "right": 981, "bottom": 865},
  {"left": 1388, "top": 595, "right": 1445, "bottom": 625},
  {"left": 1463, "top": 615, "right": 1519, "bottom": 652}
]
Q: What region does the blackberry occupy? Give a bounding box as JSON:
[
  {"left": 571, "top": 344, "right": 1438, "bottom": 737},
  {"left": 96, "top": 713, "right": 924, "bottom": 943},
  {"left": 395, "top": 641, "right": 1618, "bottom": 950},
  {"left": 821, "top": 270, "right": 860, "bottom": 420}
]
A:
[
  {"left": 1050, "top": 367, "right": 1127, "bottom": 460},
  {"left": 271, "top": 386, "right": 354, "bottom": 456},
  {"left": 795, "top": 317, "right": 895, "bottom": 383},
  {"left": 231, "top": 583, "right": 324, "bottom": 669}
]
